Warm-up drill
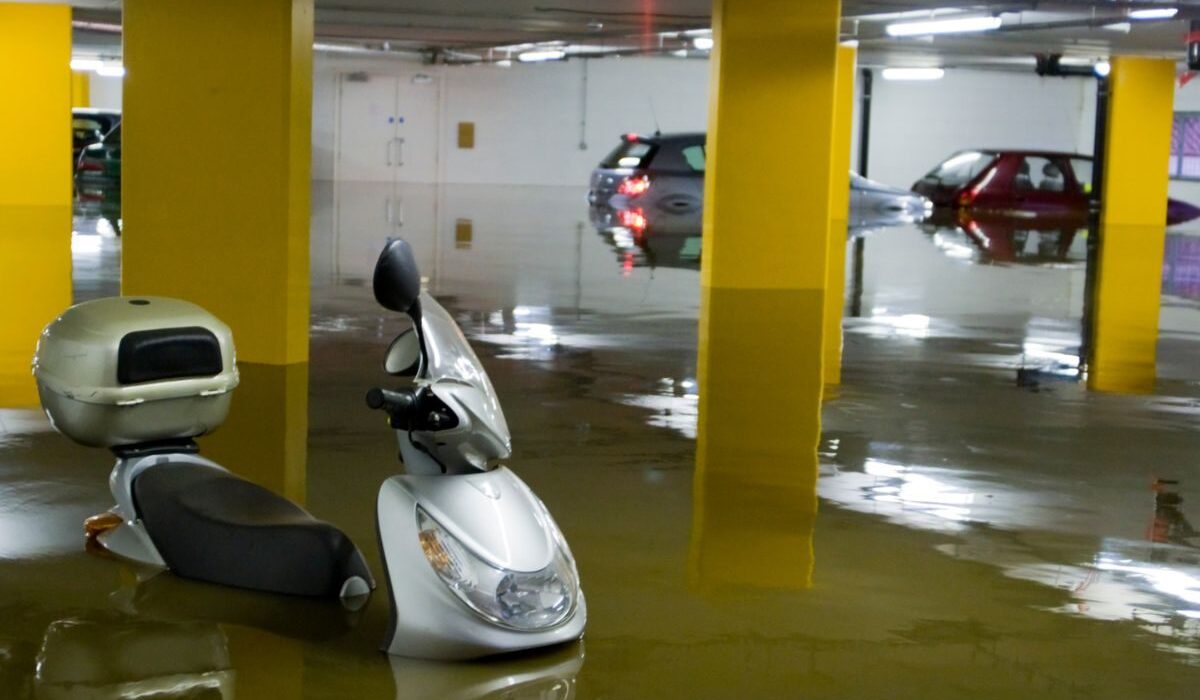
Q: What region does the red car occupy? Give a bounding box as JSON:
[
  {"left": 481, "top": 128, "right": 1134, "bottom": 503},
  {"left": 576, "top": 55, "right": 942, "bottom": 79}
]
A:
[{"left": 912, "top": 150, "right": 1200, "bottom": 226}]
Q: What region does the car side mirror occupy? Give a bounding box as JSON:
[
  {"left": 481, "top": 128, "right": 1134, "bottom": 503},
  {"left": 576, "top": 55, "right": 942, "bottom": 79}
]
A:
[
  {"left": 384, "top": 328, "right": 421, "bottom": 376},
  {"left": 373, "top": 239, "right": 422, "bottom": 314}
]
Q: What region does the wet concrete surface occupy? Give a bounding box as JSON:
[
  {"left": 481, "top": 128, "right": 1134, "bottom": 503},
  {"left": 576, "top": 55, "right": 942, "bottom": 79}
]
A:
[{"left": 2, "top": 183, "right": 1200, "bottom": 697}]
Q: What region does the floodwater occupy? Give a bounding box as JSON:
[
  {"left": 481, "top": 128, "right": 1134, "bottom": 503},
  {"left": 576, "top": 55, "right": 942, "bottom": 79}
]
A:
[{"left": 1, "top": 182, "right": 1200, "bottom": 697}]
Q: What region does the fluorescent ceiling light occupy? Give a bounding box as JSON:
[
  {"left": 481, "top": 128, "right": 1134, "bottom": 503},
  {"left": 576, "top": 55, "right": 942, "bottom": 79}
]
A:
[
  {"left": 1129, "top": 8, "right": 1179, "bottom": 20},
  {"left": 70, "top": 58, "right": 103, "bottom": 71},
  {"left": 96, "top": 65, "right": 125, "bottom": 77},
  {"left": 886, "top": 15, "right": 1002, "bottom": 37},
  {"left": 881, "top": 67, "right": 945, "bottom": 81},
  {"left": 518, "top": 49, "right": 566, "bottom": 63},
  {"left": 692, "top": 36, "right": 714, "bottom": 50}
]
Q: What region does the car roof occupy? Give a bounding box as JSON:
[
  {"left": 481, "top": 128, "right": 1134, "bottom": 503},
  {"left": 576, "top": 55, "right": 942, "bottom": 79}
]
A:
[
  {"left": 970, "top": 148, "right": 1092, "bottom": 160},
  {"left": 633, "top": 132, "right": 706, "bottom": 146}
]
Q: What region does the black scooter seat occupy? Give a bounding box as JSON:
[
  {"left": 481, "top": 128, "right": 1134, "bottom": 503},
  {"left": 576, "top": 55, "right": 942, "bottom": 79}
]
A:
[{"left": 134, "top": 463, "right": 374, "bottom": 598}]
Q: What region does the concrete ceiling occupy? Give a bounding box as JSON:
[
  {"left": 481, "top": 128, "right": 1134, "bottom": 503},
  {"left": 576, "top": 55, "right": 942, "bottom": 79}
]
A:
[{"left": 66, "top": 1, "right": 1200, "bottom": 70}]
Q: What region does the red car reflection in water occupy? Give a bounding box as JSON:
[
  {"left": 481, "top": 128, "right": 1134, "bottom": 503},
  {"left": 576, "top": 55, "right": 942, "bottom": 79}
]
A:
[
  {"left": 921, "top": 210, "right": 1088, "bottom": 267},
  {"left": 912, "top": 150, "right": 1200, "bottom": 226}
]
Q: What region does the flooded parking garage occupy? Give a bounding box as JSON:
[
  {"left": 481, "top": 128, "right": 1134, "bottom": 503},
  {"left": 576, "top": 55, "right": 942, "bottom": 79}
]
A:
[
  {"left": 8, "top": 2, "right": 1200, "bottom": 697},
  {"left": 3, "top": 182, "right": 1200, "bottom": 697}
]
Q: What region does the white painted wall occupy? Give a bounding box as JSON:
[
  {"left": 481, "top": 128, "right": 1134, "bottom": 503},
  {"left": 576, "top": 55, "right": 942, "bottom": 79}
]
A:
[
  {"left": 440, "top": 57, "right": 710, "bottom": 185},
  {"left": 87, "top": 74, "right": 123, "bottom": 111},
  {"left": 313, "top": 55, "right": 1098, "bottom": 191},
  {"left": 859, "top": 70, "right": 1096, "bottom": 188},
  {"left": 312, "top": 53, "right": 710, "bottom": 185}
]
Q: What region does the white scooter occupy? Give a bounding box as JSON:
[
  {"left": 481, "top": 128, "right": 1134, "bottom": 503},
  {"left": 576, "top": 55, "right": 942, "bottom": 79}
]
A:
[
  {"left": 33, "top": 296, "right": 376, "bottom": 601},
  {"left": 31, "top": 239, "right": 584, "bottom": 660},
  {"left": 366, "top": 238, "right": 586, "bottom": 659}
]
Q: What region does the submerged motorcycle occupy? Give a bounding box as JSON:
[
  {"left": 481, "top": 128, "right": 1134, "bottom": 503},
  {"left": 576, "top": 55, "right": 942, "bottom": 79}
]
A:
[
  {"left": 366, "top": 238, "right": 586, "bottom": 658},
  {"left": 31, "top": 238, "right": 585, "bottom": 659}
]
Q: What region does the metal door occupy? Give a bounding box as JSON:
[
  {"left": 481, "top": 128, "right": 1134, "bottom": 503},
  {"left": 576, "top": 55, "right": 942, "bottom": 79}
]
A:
[
  {"left": 335, "top": 73, "right": 398, "bottom": 182},
  {"left": 392, "top": 74, "right": 441, "bottom": 184}
]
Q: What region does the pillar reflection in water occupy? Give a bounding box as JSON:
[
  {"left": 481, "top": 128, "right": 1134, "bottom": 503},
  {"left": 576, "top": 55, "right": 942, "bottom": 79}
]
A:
[
  {"left": 691, "top": 288, "right": 821, "bottom": 590},
  {"left": 198, "top": 362, "right": 308, "bottom": 504},
  {"left": 0, "top": 206, "right": 71, "bottom": 408},
  {"left": 34, "top": 616, "right": 234, "bottom": 699}
]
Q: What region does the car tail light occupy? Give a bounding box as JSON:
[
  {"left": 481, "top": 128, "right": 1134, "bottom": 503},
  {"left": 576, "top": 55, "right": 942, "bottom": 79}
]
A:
[
  {"left": 77, "top": 160, "right": 104, "bottom": 173},
  {"left": 623, "top": 132, "right": 639, "bottom": 143},
  {"left": 617, "top": 174, "right": 650, "bottom": 197},
  {"left": 617, "top": 207, "right": 647, "bottom": 233},
  {"left": 955, "top": 183, "right": 984, "bottom": 207}
]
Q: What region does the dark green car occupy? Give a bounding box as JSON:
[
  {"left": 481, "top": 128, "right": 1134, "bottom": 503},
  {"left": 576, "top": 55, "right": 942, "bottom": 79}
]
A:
[{"left": 75, "top": 121, "right": 121, "bottom": 235}]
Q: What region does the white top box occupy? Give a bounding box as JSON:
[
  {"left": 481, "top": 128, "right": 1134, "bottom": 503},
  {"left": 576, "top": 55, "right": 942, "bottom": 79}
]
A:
[{"left": 33, "top": 297, "right": 239, "bottom": 448}]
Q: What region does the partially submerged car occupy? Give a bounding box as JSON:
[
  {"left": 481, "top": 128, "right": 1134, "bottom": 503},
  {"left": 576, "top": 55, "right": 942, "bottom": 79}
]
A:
[
  {"left": 75, "top": 121, "right": 122, "bottom": 235},
  {"left": 912, "top": 149, "right": 1200, "bottom": 226},
  {"left": 72, "top": 108, "right": 120, "bottom": 164},
  {"left": 76, "top": 121, "right": 121, "bottom": 186},
  {"left": 589, "top": 132, "right": 931, "bottom": 233},
  {"left": 589, "top": 132, "right": 706, "bottom": 212}
]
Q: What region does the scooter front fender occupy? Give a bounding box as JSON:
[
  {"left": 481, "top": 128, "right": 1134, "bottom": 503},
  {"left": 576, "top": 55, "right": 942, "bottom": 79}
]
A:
[{"left": 377, "top": 468, "right": 586, "bottom": 659}]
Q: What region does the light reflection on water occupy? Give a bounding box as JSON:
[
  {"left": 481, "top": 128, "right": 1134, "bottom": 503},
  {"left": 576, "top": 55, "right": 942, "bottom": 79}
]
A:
[{"left": 7, "top": 185, "right": 1200, "bottom": 694}]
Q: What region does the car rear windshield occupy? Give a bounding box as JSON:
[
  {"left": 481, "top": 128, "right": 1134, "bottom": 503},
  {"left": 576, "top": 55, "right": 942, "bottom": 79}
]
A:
[
  {"left": 600, "top": 140, "right": 657, "bottom": 169},
  {"left": 923, "top": 151, "right": 994, "bottom": 187}
]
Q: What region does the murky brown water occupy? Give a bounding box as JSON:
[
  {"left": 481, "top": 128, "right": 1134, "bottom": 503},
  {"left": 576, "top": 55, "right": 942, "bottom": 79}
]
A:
[{"left": 3, "top": 183, "right": 1200, "bottom": 697}]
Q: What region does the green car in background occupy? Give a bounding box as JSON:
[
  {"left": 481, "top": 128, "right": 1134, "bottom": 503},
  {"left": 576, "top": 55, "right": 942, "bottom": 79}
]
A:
[{"left": 75, "top": 121, "right": 121, "bottom": 235}]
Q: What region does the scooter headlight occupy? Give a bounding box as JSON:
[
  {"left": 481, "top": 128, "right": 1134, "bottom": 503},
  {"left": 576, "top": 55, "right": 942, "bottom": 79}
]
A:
[{"left": 416, "top": 506, "right": 578, "bottom": 631}]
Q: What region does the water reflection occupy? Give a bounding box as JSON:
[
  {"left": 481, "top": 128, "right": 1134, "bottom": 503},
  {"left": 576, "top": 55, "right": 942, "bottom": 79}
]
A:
[
  {"left": 110, "top": 571, "right": 361, "bottom": 642},
  {"left": 34, "top": 615, "right": 233, "bottom": 700},
  {"left": 920, "top": 212, "right": 1089, "bottom": 267},
  {"left": 588, "top": 202, "right": 921, "bottom": 273},
  {"left": 821, "top": 434, "right": 1200, "bottom": 662},
  {"left": 73, "top": 181, "right": 121, "bottom": 239},
  {"left": 388, "top": 643, "right": 584, "bottom": 700},
  {"left": 691, "top": 287, "right": 821, "bottom": 591}
]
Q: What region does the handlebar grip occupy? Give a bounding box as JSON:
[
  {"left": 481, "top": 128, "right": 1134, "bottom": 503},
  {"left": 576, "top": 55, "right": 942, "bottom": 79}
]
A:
[{"left": 365, "top": 387, "right": 416, "bottom": 415}]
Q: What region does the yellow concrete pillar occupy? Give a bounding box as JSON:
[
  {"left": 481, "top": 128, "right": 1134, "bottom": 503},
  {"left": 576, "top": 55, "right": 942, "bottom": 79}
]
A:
[
  {"left": 823, "top": 44, "right": 856, "bottom": 388},
  {"left": 199, "top": 363, "right": 308, "bottom": 503},
  {"left": 1089, "top": 57, "right": 1176, "bottom": 394},
  {"left": 0, "top": 4, "right": 72, "bottom": 407},
  {"left": 71, "top": 70, "right": 91, "bottom": 108},
  {"left": 691, "top": 0, "right": 840, "bottom": 589},
  {"left": 122, "top": 0, "right": 314, "bottom": 365}
]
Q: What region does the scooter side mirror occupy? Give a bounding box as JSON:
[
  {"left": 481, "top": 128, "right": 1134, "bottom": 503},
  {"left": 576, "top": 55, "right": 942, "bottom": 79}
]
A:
[
  {"left": 374, "top": 239, "right": 422, "bottom": 314},
  {"left": 384, "top": 328, "right": 421, "bottom": 376}
]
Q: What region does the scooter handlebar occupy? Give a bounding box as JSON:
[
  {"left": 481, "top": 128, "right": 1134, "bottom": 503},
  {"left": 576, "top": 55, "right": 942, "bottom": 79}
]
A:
[
  {"left": 366, "top": 386, "right": 460, "bottom": 432},
  {"left": 366, "top": 387, "right": 417, "bottom": 418}
]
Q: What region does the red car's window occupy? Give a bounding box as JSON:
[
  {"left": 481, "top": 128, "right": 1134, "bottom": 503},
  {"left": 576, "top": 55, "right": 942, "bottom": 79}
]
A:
[
  {"left": 1013, "top": 156, "right": 1068, "bottom": 193},
  {"left": 1069, "top": 158, "right": 1094, "bottom": 194},
  {"left": 923, "top": 151, "right": 994, "bottom": 187}
]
